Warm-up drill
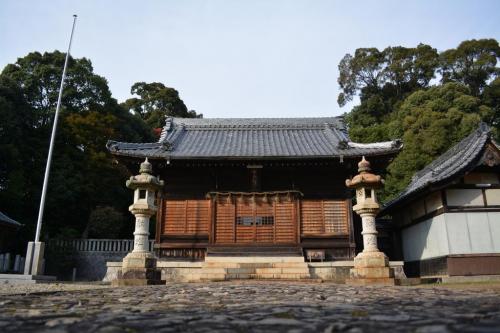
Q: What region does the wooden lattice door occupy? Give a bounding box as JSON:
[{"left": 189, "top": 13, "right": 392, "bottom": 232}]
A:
[{"left": 214, "top": 195, "right": 297, "bottom": 245}]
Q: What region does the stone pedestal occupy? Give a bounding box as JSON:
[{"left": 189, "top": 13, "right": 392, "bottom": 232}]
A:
[
  {"left": 347, "top": 251, "right": 395, "bottom": 286},
  {"left": 113, "top": 252, "right": 163, "bottom": 286}
]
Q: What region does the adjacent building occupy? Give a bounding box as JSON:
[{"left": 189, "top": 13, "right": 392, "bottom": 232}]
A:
[
  {"left": 382, "top": 123, "right": 500, "bottom": 277},
  {"left": 0, "top": 211, "right": 21, "bottom": 252}
]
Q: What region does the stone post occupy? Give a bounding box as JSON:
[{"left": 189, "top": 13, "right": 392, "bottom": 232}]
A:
[
  {"left": 24, "top": 242, "right": 45, "bottom": 275},
  {"left": 345, "top": 157, "right": 395, "bottom": 286},
  {"left": 14, "top": 255, "right": 21, "bottom": 273},
  {"left": 113, "top": 158, "right": 164, "bottom": 286}
]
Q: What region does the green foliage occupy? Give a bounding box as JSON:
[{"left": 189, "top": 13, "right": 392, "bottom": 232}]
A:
[
  {"left": 1, "top": 51, "right": 113, "bottom": 123},
  {"left": 123, "top": 82, "right": 201, "bottom": 128},
  {"left": 340, "top": 39, "right": 499, "bottom": 203},
  {"left": 439, "top": 39, "right": 500, "bottom": 96},
  {"left": 482, "top": 77, "right": 500, "bottom": 140},
  {"left": 87, "top": 206, "right": 126, "bottom": 239},
  {"left": 383, "top": 83, "right": 491, "bottom": 201},
  {"left": 0, "top": 51, "right": 153, "bottom": 248},
  {"left": 338, "top": 44, "right": 439, "bottom": 108}
]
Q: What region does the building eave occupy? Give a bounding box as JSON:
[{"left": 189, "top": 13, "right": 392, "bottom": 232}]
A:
[{"left": 381, "top": 123, "right": 493, "bottom": 215}]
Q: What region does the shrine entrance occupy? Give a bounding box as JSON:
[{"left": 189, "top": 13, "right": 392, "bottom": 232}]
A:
[{"left": 211, "top": 192, "right": 300, "bottom": 245}]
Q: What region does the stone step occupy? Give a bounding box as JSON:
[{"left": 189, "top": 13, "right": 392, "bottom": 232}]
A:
[
  {"left": 225, "top": 267, "right": 258, "bottom": 274},
  {"left": 271, "top": 262, "right": 310, "bottom": 268},
  {"left": 242, "top": 273, "right": 311, "bottom": 280},
  {"left": 205, "top": 256, "right": 305, "bottom": 263},
  {"left": 207, "top": 247, "right": 302, "bottom": 255},
  {"left": 254, "top": 267, "right": 310, "bottom": 274},
  {"left": 237, "top": 263, "right": 273, "bottom": 268},
  {"left": 203, "top": 262, "right": 309, "bottom": 268},
  {"left": 198, "top": 268, "right": 228, "bottom": 274},
  {"left": 202, "top": 262, "right": 272, "bottom": 268},
  {"left": 197, "top": 273, "right": 227, "bottom": 281},
  {"left": 225, "top": 273, "right": 253, "bottom": 279},
  {"left": 224, "top": 274, "right": 311, "bottom": 280}
]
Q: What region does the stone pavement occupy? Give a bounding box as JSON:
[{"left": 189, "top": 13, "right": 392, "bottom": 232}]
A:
[{"left": 0, "top": 281, "right": 499, "bottom": 332}]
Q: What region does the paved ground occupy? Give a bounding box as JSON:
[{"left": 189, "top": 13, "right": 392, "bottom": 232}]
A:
[
  {"left": 0, "top": 282, "right": 111, "bottom": 295},
  {"left": 1, "top": 281, "right": 500, "bottom": 332}
]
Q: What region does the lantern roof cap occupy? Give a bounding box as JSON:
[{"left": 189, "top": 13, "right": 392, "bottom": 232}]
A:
[
  {"left": 126, "top": 158, "right": 164, "bottom": 190},
  {"left": 346, "top": 157, "right": 384, "bottom": 189}
]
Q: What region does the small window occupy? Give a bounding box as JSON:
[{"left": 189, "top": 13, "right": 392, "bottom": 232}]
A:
[
  {"left": 139, "top": 189, "right": 146, "bottom": 199},
  {"left": 255, "top": 216, "right": 274, "bottom": 226},
  {"left": 365, "top": 188, "right": 372, "bottom": 198},
  {"left": 236, "top": 216, "right": 254, "bottom": 226}
]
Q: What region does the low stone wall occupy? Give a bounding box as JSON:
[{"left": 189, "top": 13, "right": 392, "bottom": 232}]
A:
[
  {"left": 46, "top": 251, "right": 128, "bottom": 281},
  {"left": 308, "top": 262, "right": 352, "bottom": 283},
  {"left": 158, "top": 261, "right": 203, "bottom": 282},
  {"left": 73, "top": 252, "right": 129, "bottom": 281},
  {"left": 104, "top": 260, "right": 406, "bottom": 283},
  {"left": 103, "top": 261, "right": 203, "bottom": 283},
  {"left": 309, "top": 261, "right": 406, "bottom": 283},
  {"left": 46, "top": 239, "right": 154, "bottom": 281}
]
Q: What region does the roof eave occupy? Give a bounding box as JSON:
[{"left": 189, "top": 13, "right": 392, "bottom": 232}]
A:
[
  {"left": 381, "top": 137, "right": 492, "bottom": 215},
  {"left": 107, "top": 148, "right": 401, "bottom": 161}
]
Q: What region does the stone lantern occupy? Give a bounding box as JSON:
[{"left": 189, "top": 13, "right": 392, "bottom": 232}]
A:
[
  {"left": 114, "top": 158, "right": 164, "bottom": 286},
  {"left": 345, "top": 157, "right": 395, "bottom": 285}
]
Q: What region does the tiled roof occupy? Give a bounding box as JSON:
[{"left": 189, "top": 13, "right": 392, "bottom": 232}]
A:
[
  {"left": 0, "top": 211, "right": 21, "bottom": 228},
  {"left": 382, "top": 123, "right": 494, "bottom": 213},
  {"left": 107, "top": 117, "right": 402, "bottom": 160}
]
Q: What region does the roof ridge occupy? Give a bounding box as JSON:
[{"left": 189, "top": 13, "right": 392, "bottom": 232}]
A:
[{"left": 180, "top": 124, "right": 340, "bottom": 129}]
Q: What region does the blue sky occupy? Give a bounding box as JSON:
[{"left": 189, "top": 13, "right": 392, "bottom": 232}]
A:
[{"left": 1, "top": 0, "right": 499, "bottom": 118}]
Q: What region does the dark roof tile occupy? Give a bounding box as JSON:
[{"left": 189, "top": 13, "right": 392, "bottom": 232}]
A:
[
  {"left": 382, "top": 123, "right": 494, "bottom": 213},
  {"left": 0, "top": 211, "right": 21, "bottom": 228},
  {"left": 107, "top": 117, "right": 402, "bottom": 160}
]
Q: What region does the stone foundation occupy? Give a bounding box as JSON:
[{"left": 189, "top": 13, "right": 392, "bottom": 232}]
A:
[
  {"left": 111, "top": 252, "right": 163, "bottom": 286},
  {"left": 346, "top": 251, "right": 396, "bottom": 286},
  {"left": 104, "top": 260, "right": 406, "bottom": 283}
]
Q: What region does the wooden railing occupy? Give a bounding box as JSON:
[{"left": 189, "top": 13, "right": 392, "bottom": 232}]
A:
[{"left": 47, "top": 239, "right": 155, "bottom": 253}]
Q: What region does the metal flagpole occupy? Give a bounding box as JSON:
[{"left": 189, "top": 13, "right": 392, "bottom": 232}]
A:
[
  {"left": 24, "top": 15, "right": 78, "bottom": 277},
  {"left": 34, "top": 15, "right": 78, "bottom": 243}
]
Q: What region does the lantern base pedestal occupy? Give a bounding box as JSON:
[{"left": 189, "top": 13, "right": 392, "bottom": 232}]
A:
[
  {"left": 346, "top": 251, "right": 396, "bottom": 286},
  {"left": 112, "top": 252, "right": 164, "bottom": 286}
]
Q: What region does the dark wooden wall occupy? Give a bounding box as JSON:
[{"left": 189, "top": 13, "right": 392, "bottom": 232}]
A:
[
  {"left": 159, "top": 160, "right": 354, "bottom": 200},
  {"left": 152, "top": 160, "right": 361, "bottom": 260}
]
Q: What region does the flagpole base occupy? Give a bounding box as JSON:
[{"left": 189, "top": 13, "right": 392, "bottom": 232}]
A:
[{"left": 24, "top": 241, "right": 45, "bottom": 276}]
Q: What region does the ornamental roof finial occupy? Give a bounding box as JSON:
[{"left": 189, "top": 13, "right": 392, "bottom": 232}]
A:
[
  {"left": 139, "top": 157, "right": 152, "bottom": 175},
  {"left": 358, "top": 156, "right": 371, "bottom": 173}
]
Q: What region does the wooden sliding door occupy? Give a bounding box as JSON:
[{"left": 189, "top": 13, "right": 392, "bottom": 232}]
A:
[{"left": 214, "top": 195, "right": 297, "bottom": 245}]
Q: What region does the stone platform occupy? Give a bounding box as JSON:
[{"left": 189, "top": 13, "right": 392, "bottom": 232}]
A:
[
  {"left": 104, "top": 259, "right": 407, "bottom": 283},
  {"left": 1, "top": 281, "right": 500, "bottom": 332},
  {"left": 0, "top": 274, "right": 56, "bottom": 284}
]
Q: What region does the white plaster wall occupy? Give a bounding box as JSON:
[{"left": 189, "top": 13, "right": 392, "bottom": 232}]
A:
[
  {"left": 487, "top": 212, "right": 500, "bottom": 252},
  {"left": 446, "top": 213, "right": 471, "bottom": 254},
  {"left": 402, "top": 214, "right": 449, "bottom": 261},
  {"left": 402, "top": 212, "right": 500, "bottom": 261}
]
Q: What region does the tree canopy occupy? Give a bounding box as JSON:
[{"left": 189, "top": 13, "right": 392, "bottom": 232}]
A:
[
  {"left": 339, "top": 39, "right": 499, "bottom": 202},
  {"left": 123, "top": 82, "right": 201, "bottom": 129},
  {"left": 439, "top": 39, "right": 500, "bottom": 97},
  {"left": 0, "top": 51, "right": 157, "bottom": 248}
]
